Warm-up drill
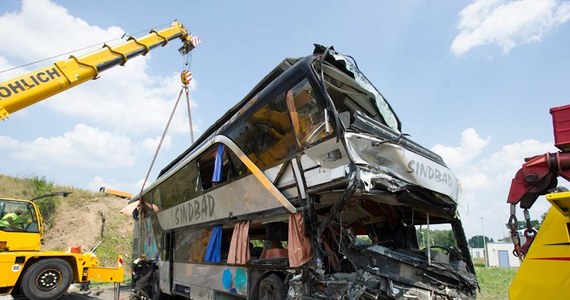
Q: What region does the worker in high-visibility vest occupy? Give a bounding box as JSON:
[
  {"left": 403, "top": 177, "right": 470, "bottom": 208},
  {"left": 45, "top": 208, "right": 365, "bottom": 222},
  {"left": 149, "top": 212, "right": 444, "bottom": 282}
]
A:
[{"left": 0, "top": 209, "right": 24, "bottom": 228}]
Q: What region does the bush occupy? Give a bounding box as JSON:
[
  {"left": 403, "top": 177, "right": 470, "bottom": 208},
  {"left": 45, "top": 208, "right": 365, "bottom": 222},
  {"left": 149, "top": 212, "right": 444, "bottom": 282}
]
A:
[
  {"left": 29, "top": 176, "right": 58, "bottom": 229},
  {"left": 30, "top": 176, "right": 55, "bottom": 196},
  {"left": 472, "top": 257, "right": 486, "bottom": 267}
]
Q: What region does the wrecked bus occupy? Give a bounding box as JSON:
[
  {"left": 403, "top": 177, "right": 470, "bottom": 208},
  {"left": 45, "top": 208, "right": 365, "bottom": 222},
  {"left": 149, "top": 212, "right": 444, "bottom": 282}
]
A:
[{"left": 130, "top": 45, "right": 478, "bottom": 299}]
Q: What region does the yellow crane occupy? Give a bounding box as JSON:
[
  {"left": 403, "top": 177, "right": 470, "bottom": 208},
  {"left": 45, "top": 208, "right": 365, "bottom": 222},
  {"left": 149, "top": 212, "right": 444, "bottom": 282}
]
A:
[
  {"left": 0, "top": 20, "right": 200, "bottom": 300},
  {"left": 0, "top": 20, "right": 199, "bottom": 120}
]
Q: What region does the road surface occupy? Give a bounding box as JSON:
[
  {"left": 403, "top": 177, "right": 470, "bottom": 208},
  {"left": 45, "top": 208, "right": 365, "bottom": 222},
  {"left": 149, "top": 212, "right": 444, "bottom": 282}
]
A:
[{"left": 1, "top": 284, "right": 132, "bottom": 300}]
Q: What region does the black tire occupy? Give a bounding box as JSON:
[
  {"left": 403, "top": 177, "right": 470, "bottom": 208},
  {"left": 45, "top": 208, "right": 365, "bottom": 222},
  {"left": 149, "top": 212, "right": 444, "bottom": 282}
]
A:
[
  {"left": 258, "top": 274, "right": 286, "bottom": 300},
  {"left": 21, "top": 258, "right": 73, "bottom": 300},
  {"left": 151, "top": 269, "right": 167, "bottom": 300}
]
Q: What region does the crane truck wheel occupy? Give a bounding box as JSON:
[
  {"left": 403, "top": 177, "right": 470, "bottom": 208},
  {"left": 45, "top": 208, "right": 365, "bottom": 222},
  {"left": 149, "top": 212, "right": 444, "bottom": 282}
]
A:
[{"left": 20, "top": 258, "right": 73, "bottom": 300}]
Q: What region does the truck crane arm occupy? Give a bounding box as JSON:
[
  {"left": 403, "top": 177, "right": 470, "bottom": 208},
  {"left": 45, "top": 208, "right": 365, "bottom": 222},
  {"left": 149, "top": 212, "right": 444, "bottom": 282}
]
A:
[
  {"left": 507, "top": 105, "right": 570, "bottom": 299},
  {"left": 0, "top": 20, "right": 199, "bottom": 120},
  {"left": 507, "top": 152, "right": 570, "bottom": 209},
  {"left": 506, "top": 105, "right": 570, "bottom": 258}
]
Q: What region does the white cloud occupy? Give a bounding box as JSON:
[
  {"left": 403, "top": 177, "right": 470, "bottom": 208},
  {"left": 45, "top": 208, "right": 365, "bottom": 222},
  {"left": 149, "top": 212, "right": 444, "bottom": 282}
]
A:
[
  {"left": 47, "top": 67, "right": 198, "bottom": 134},
  {"left": 87, "top": 176, "right": 109, "bottom": 192},
  {"left": 0, "top": 136, "right": 19, "bottom": 148},
  {"left": 432, "top": 128, "right": 557, "bottom": 239},
  {"left": 4, "top": 124, "right": 136, "bottom": 168},
  {"left": 432, "top": 128, "right": 490, "bottom": 168},
  {"left": 141, "top": 135, "right": 173, "bottom": 154},
  {"left": 0, "top": 0, "right": 123, "bottom": 60},
  {"left": 482, "top": 139, "right": 556, "bottom": 181},
  {"left": 0, "top": 56, "right": 13, "bottom": 72},
  {"left": 0, "top": 0, "right": 198, "bottom": 134},
  {"left": 451, "top": 0, "right": 570, "bottom": 55},
  {"left": 87, "top": 175, "right": 141, "bottom": 195}
]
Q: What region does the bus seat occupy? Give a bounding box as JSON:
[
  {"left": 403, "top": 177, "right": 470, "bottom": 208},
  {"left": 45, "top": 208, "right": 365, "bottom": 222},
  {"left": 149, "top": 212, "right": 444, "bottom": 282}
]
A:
[{"left": 262, "top": 248, "right": 288, "bottom": 259}]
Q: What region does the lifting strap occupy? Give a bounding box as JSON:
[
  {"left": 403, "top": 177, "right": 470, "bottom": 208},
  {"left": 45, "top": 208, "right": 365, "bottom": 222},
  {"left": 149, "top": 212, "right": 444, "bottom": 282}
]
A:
[
  {"left": 139, "top": 53, "right": 194, "bottom": 198},
  {"left": 181, "top": 70, "right": 195, "bottom": 143},
  {"left": 139, "top": 87, "right": 186, "bottom": 197}
]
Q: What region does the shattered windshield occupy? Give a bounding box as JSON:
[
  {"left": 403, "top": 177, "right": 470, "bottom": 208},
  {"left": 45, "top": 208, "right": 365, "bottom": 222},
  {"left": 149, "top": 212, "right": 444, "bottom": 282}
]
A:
[{"left": 328, "top": 51, "right": 400, "bottom": 132}]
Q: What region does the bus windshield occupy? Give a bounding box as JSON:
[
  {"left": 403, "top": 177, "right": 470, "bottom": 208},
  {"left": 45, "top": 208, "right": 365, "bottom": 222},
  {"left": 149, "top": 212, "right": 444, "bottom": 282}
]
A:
[{"left": 318, "top": 49, "right": 400, "bottom": 132}]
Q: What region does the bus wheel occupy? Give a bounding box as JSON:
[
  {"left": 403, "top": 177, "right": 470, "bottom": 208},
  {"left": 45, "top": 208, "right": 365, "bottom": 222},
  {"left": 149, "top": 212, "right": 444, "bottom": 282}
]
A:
[
  {"left": 151, "top": 269, "right": 167, "bottom": 300},
  {"left": 259, "top": 274, "right": 286, "bottom": 300},
  {"left": 21, "top": 258, "right": 73, "bottom": 300}
]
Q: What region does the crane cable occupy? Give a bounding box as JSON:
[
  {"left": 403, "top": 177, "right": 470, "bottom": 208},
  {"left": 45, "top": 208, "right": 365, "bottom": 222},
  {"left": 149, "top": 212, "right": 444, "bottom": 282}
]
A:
[
  {"left": 139, "top": 87, "right": 186, "bottom": 198},
  {"left": 182, "top": 50, "right": 195, "bottom": 143},
  {"left": 139, "top": 53, "right": 194, "bottom": 197},
  {"left": 182, "top": 70, "right": 195, "bottom": 144}
]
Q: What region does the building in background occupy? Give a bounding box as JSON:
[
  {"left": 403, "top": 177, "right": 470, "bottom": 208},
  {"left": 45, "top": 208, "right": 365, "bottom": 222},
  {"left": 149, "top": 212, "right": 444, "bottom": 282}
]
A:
[{"left": 485, "top": 243, "right": 521, "bottom": 268}]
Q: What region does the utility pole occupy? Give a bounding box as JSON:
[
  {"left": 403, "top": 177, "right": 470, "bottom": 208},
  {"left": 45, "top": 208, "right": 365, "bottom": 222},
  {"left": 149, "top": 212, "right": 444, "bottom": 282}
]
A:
[{"left": 481, "top": 216, "right": 487, "bottom": 267}]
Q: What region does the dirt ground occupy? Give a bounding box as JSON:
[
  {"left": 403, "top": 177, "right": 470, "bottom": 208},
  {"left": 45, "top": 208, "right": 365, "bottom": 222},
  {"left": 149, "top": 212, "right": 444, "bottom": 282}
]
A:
[{"left": 42, "top": 195, "right": 133, "bottom": 252}]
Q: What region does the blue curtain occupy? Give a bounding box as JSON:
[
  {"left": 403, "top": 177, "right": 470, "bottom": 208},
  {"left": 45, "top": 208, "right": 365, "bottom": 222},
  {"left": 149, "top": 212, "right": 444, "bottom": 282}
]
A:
[
  {"left": 204, "top": 225, "right": 222, "bottom": 262},
  {"left": 212, "top": 144, "right": 225, "bottom": 183}
]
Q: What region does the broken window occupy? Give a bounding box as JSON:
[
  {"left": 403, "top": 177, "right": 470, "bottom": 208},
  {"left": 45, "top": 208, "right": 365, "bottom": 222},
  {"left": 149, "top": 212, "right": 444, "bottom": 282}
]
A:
[
  {"left": 173, "top": 227, "right": 213, "bottom": 263},
  {"left": 286, "top": 79, "right": 331, "bottom": 147},
  {"left": 228, "top": 92, "right": 297, "bottom": 170},
  {"left": 318, "top": 55, "right": 400, "bottom": 132},
  {"left": 155, "top": 160, "right": 201, "bottom": 210},
  {"left": 197, "top": 143, "right": 247, "bottom": 190}
]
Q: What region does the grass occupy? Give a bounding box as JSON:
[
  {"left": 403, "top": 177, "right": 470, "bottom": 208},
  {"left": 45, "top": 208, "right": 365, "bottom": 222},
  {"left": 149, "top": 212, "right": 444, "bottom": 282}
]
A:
[{"left": 476, "top": 266, "right": 518, "bottom": 300}]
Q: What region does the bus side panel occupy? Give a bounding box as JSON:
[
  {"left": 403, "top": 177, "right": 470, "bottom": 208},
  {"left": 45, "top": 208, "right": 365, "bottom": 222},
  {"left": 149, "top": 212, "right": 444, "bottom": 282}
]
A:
[
  {"left": 172, "top": 262, "right": 248, "bottom": 298},
  {"left": 157, "top": 175, "right": 286, "bottom": 230}
]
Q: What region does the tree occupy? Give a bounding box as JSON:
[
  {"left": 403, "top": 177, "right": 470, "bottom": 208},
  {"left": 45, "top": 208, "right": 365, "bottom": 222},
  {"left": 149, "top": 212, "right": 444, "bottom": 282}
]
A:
[
  {"left": 468, "top": 235, "right": 492, "bottom": 248},
  {"left": 416, "top": 229, "right": 456, "bottom": 249}
]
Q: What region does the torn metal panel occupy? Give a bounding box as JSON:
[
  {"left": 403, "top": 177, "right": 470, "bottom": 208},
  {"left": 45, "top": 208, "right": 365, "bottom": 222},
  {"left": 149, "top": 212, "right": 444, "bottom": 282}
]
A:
[{"left": 344, "top": 132, "right": 459, "bottom": 201}]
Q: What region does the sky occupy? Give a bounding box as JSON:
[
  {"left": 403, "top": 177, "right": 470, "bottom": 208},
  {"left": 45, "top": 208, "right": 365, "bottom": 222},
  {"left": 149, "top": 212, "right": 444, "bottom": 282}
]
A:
[{"left": 1, "top": 0, "right": 569, "bottom": 241}]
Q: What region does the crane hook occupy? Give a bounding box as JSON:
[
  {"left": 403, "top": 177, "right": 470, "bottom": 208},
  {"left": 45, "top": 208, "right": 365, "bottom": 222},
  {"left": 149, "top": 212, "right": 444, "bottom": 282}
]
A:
[{"left": 181, "top": 70, "right": 193, "bottom": 86}]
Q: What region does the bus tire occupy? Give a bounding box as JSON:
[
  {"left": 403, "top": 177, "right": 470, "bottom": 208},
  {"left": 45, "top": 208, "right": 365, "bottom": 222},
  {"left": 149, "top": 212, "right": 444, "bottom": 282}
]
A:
[
  {"left": 258, "top": 274, "right": 286, "bottom": 300},
  {"left": 21, "top": 258, "right": 73, "bottom": 300},
  {"left": 151, "top": 269, "right": 167, "bottom": 300}
]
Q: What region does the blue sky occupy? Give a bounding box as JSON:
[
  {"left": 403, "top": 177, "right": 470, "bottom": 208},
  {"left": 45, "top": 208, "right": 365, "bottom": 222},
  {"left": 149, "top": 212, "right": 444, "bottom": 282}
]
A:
[{"left": 1, "top": 0, "right": 569, "bottom": 240}]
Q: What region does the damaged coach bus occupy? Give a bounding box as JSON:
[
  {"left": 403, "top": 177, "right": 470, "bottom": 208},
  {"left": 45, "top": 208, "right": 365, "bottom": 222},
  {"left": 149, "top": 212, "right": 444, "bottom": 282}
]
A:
[{"left": 130, "top": 45, "right": 478, "bottom": 299}]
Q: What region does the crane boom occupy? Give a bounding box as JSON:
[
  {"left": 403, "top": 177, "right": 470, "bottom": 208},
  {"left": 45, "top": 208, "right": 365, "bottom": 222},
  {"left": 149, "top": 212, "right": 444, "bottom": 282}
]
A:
[{"left": 0, "top": 20, "right": 199, "bottom": 120}]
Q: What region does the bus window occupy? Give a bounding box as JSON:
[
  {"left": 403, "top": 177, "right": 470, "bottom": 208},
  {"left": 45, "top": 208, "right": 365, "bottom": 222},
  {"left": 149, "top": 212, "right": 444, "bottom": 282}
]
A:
[
  {"left": 198, "top": 144, "right": 246, "bottom": 190},
  {"left": 227, "top": 148, "right": 249, "bottom": 178},
  {"left": 157, "top": 161, "right": 201, "bottom": 210},
  {"left": 173, "top": 227, "right": 213, "bottom": 263},
  {"left": 287, "top": 79, "right": 330, "bottom": 147},
  {"left": 260, "top": 222, "right": 288, "bottom": 260},
  {"left": 212, "top": 144, "right": 225, "bottom": 184},
  {"left": 228, "top": 92, "right": 297, "bottom": 170}
]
